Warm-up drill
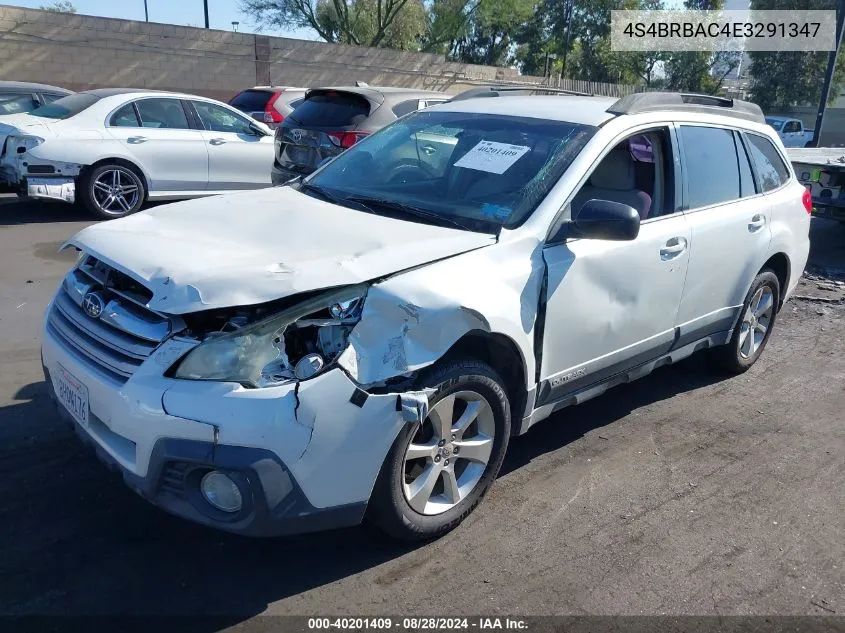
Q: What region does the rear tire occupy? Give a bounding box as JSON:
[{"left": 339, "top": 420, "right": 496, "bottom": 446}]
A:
[
  {"left": 80, "top": 163, "right": 146, "bottom": 220},
  {"left": 710, "top": 269, "right": 780, "bottom": 374},
  {"left": 366, "top": 357, "right": 511, "bottom": 541}
]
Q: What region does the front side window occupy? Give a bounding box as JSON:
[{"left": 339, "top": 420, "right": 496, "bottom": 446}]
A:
[
  {"left": 746, "top": 133, "right": 790, "bottom": 192},
  {"left": 306, "top": 110, "right": 595, "bottom": 231},
  {"left": 571, "top": 127, "right": 675, "bottom": 222},
  {"left": 680, "top": 126, "right": 742, "bottom": 209},
  {"left": 784, "top": 121, "right": 800, "bottom": 133},
  {"left": 192, "top": 101, "right": 253, "bottom": 134},
  {"left": 135, "top": 98, "right": 190, "bottom": 129}
]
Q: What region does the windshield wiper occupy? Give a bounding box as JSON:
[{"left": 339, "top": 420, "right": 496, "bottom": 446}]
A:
[
  {"left": 344, "top": 195, "right": 475, "bottom": 232},
  {"left": 299, "top": 182, "right": 373, "bottom": 213}
]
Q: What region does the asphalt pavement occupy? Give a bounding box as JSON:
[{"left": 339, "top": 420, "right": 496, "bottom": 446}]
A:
[{"left": 0, "top": 195, "right": 843, "bottom": 623}]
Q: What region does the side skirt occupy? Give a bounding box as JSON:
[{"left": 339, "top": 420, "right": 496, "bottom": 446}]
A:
[{"left": 517, "top": 329, "right": 732, "bottom": 435}]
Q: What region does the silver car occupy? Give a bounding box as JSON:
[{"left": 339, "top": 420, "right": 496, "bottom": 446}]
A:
[{"left": 42, "top": 92, "right": 810, "bottom": 540}]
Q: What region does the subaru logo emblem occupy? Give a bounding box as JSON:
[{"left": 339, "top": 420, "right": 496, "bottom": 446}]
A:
[
  {"left": 291, "top": 129, "right": 303, "bottom": 143},
  {"left": 81, "top": 292, "right": 104, "bottom": 319}
]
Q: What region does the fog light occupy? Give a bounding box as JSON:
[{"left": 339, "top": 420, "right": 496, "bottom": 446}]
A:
[{"left": 200, "top": 471, "right": 243, "bottom": 513}]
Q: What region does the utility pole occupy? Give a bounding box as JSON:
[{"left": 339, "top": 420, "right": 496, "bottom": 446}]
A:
[
  {"left": 143, "top": 0, "right": 148, "bottom": 21},
  {"left": 812, "top": 0, "right": 845, "bottom": 147},
  {"left": 203, "top": 0, "right": 210, "bottom": 28}
]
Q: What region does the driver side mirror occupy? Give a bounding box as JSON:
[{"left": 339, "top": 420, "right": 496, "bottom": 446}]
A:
[{"left": 550, "top": 199, "right": 641, "bottom": 243}]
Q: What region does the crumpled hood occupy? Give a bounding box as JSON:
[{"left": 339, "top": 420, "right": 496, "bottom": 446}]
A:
[{"left": 66, "top": 187, "right": 496, "bottom": 314}]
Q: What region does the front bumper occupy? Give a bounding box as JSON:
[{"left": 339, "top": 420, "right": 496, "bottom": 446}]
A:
[
  {"left": 41, "top": 308, "right": 409, "bottom": 537},
  {"left": 44, "top": 369, "right": 366, "bottom": 537}
]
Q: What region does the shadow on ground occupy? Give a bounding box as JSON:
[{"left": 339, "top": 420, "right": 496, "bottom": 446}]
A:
[
  {"left": 0, "top": 197, "right": 90, "bottom": 225},
  {"left": 0, "top": 357, "right": 725, "bottom": 621}
]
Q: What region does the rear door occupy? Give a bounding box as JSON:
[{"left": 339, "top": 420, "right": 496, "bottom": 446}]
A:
[
  {"left": 276, "top": 90, "right": 373, "bottom": 175},
  {"left": 673, "top": 124, "right": 772, "bottom": 344},
  {"left": 190, "top": 99, "right": 274, "bottom": 190},
  {"left": 106, "top": 97, "right": 209, "bottom": 192}
]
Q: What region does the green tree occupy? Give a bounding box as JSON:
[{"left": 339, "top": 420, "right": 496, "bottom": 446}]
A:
[
  {"left": 747, "top": 0, "right": 845, "bottom": 110},
  {"left": 449, "top": 0, "right": 538, "bottom": 66},
  {"left": 39, "top": 0, "right": 76, "bottom": 11},
  {"left": 241, "top": 0, "right": 420, "bottom": 48}
]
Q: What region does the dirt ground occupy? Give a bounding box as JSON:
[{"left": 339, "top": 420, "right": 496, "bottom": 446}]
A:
[{"left": 0, "top": 197, "right": 843, "bottom": 623}]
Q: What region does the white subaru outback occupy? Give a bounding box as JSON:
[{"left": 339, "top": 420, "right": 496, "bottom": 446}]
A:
[{"left": 42, "top": 92, "right": 811, "bottom": 540}]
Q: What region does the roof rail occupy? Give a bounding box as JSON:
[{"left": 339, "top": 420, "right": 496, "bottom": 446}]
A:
[
  {"left": 607, "top": 92, "right": 764, "bottom": 123},
  {"left": 451, "top": 85, "right": 594, "bottom": 101}
]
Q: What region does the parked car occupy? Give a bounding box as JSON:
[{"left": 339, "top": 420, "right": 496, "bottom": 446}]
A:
[
  {"left": 789, "top": 146, "right": 845, "bottom": 222},
  {"left": 43, "top": 92, "right": 809, "bottom": 541},
  {"left": 0, "top": 80, "right": 72, "bottom": 116},
  {"left": 765, "top": 115, "right": 815, "bottom": 147},
  {"left": 229, "top": 86, "right": 307, "bottom": 128},
  {"left": 271, "top": 85, "right": 450, "bottom": 184},
  {"left": 0, "top": 88, "right": 274, "bottom": 219}
]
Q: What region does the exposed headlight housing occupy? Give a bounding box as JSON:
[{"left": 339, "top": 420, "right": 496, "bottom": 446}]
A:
[{"left": 173, "top": 285, "right": 366, "bottom": 387}]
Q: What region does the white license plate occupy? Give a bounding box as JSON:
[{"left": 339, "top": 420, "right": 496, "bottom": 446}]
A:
[{"left": 53, "top": 364, "right": 89, "bottom": 428}]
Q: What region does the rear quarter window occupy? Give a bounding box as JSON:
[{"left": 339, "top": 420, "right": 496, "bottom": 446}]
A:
[
  {"left": 290, "top": 92, "right": 370, "bottom": 127},
  {"left": 746, "top": 133, "right": 790, "bottom": 192}
]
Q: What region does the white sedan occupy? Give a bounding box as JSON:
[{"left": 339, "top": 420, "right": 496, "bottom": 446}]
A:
[{"left": 0, "top": 88, "right": 274, "bottom": 219}]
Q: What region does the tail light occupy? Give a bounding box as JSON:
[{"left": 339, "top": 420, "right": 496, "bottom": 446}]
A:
[
  {"left": 802, "top": 187, "right": 813, "bottom": 214},
  {"left": 263, "top": 92, "right": 284, "bottom": 124},
  {"left": 327, "top": 132, "right": 368, "bottom": 149}
]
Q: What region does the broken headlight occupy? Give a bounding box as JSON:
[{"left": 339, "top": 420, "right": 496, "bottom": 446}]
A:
[{"left": 173, "top": 285, "right": 367, "bottom": 387}]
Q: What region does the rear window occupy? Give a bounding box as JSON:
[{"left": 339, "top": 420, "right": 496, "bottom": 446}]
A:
[
  {"left": 746, "top": 133, "right": 790, "bottom": 192},
  {"left": 288, "top": 91, "right": 370, "bottom": 128},
  {"left": 30, "top": 93, "right": 100, "bottom": 119},
  {"left": 229, "top": 89, "right": 272, "bottom": 112}
]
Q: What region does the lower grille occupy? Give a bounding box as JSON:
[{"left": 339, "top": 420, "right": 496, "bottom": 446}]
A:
[
  {"left": 48, "top": 258, "right": 171, "bottom": 383},
  {"left": 158, "top": 462, "right": 189, "bottom": 497}
]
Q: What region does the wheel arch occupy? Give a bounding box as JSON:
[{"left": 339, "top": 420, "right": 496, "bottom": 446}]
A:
[
  {"left": 83, "top": 157, "right": 151, "bottom": 200},
  {"left": 760, "top": 252, "right": 790, "bottom": 310},
  {"left": 444, "top": 330, "right": 529, "bottom": 435}
]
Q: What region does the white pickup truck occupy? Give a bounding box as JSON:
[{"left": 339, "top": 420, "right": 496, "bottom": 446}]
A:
[
  {"left": 789, "top": 147, "right": 845, "bottom": 222},
  {"left": 766, "top": 116, "right": 815, "bottom": 147}
]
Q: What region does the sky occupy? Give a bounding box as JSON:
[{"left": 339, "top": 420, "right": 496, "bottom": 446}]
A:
[{"left": 3, "top": 0, "right": 316, "bottom": 39}]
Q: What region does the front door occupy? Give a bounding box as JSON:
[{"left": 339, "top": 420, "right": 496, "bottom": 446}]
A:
[
  {"left": 190, "top": 100, "right": 274, "bottom": 190},
  {"left": 539, "top": 127, "right": 691, "bottom": 404}
]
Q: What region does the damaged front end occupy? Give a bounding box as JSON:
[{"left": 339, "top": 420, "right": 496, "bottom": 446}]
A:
[{"left": 171, "top": 284, "right": 369, "bottom": 388}]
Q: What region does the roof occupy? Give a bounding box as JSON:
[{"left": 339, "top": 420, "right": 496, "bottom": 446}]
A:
[
  {"left": 433, "top": 95, "right": 619, "bottom": 126},
  {"left": 0, "top": 80, "right": 72, "bottom": 94},
  {"left": 307, "top": 85, "right": 447, "bottom": 104},
  {"left": 248, "top": 86, "right": 307, "bottom": 92}
]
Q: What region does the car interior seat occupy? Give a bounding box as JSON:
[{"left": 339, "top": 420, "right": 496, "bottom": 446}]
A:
[{"left": 571, "top": 148, "right": 652, "bottom": 220}]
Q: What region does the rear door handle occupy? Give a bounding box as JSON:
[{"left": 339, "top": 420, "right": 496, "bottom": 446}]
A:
[
  {"left": 660, "top": 237, "right": 687, "bottom": 260},
  {"left": 127, "top": 136, "right": 147, "bottom": 144},
  {"left": 748, "top": 214, "right": 766, "bottom": 232},
  {"left": 209, "top": 138, "right": 226, "bottom": 146},
  {"left": 421, "top": 145, "right": 436, "bottom": 155}
]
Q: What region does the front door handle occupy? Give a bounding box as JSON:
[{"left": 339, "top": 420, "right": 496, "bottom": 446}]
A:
[
  {"left": 421, "top": 145, "right": 436, "bottom": 155},
  {"left": 127, "top": 136, "right": 147, "bottom": 144},
  {"left": 748, "top": 214, "right": 766, "bottom": 232},
  {"left": 209, "top": 138, "right": 226, "bottom": 146},
  {"left": 660, "top": 237, "right": 688, "bottom": 260}
]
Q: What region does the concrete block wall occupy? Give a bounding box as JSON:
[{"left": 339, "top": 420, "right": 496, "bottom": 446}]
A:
[{"left": 0, "top": 4, "right": 636, "bottom": 101}]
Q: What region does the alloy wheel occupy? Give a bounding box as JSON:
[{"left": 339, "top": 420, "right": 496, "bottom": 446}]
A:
[
  {"left": 92, "top": 168, "right": 141, "bottom": 215},
  {"left": 403, "top": 390, "right": 496, "bottom": 516},
  {"left": 738, "top": 285, "right": 774, "bottom": 359}
]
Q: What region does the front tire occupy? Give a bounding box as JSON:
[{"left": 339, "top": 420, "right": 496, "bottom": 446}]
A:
[
  {"left": 711, "top": 269, "right": 780, "bottom": 374},
  {"left": 80, "top": 163, "right": 146, "bottom": 220},
  {"left": 367, "top": 357, "right": 511, "bottom": 541}
]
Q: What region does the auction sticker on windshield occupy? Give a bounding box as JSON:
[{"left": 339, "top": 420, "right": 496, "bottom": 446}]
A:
[
  {"left": 53, "top": 364, "right": 89, "bottom": 429},
  {"left": 454, "top": 140, "right": 530, "bottom": 174}
]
